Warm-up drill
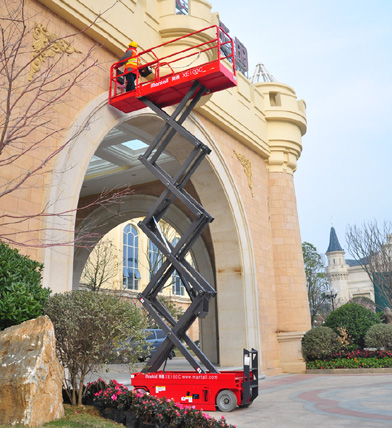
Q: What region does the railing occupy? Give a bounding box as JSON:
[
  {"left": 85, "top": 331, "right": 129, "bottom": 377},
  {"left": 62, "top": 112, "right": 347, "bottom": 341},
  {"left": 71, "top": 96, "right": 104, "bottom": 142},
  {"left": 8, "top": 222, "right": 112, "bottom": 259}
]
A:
[{"left": 109, "top": 25, "right": 236, "bottom": 99}]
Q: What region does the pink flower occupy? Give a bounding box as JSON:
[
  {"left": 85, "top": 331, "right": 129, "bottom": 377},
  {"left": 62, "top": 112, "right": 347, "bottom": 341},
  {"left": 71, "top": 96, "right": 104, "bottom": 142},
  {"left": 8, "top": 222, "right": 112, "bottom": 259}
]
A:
[{"left": 111, "top": 394, "right": 118, "bottom": 401}]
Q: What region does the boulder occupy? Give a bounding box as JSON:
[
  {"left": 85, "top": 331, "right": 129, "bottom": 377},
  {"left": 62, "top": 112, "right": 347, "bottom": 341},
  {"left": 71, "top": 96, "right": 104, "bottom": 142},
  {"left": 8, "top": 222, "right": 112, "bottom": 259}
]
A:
[{"left": 0, "top": 316, "right": 64, "bottom": 427}]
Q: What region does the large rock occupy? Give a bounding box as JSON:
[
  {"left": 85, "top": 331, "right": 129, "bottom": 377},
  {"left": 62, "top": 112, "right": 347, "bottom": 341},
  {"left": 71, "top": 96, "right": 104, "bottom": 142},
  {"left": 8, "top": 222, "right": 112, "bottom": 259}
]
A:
[{"left": 0, "top": 316, "right": 64, "bottom": 427}]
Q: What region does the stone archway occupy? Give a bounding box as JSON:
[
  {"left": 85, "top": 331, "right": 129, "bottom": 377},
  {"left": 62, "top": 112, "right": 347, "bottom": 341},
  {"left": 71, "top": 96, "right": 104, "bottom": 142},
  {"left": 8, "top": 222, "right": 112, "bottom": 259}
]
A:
[
  {"left": 73, "top": 194, "right": 214, "bottom": 291},
  {"left": 42, "top": 92, "right": 260, "bottom": 367}
]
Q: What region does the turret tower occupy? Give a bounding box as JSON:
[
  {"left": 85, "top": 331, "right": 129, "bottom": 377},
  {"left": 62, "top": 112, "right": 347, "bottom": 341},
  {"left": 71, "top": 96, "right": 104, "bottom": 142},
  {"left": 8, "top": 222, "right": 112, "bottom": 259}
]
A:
[{"left": 325, "top": 227, "right": 349, "bottom": 304}]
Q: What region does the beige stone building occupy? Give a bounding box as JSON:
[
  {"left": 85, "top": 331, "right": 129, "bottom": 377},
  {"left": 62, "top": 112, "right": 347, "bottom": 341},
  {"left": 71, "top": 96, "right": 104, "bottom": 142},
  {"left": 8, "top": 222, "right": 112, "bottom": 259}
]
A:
[{"left": 1, "top": 0, "right": 311, "bottom": 375}]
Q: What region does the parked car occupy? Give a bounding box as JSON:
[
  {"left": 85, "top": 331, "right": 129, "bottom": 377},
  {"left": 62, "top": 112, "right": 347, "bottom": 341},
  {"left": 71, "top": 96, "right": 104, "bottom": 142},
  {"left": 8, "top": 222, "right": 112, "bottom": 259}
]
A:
[
  {"left": 113, "top": 329, "right": 175, "bottom": 363},
  {"left": 140, "top": 329, "right": 175, "bottom": 360}
]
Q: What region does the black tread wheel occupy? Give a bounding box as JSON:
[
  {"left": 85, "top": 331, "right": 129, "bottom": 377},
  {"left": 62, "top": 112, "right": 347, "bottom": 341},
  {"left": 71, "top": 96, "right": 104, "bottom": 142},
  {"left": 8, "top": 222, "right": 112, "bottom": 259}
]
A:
[
  {"left": 216, "top": 389, "right": 237, "bottom": 412},
  {"left": 239, "top": 401, "right": 253, "bottom": 408}
]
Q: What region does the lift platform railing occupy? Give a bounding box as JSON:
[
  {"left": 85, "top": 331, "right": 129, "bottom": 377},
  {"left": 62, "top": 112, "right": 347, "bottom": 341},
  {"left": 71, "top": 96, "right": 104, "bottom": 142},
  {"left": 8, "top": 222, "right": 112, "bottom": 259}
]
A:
[{"left": 109, "top": 25, "right": 236, "bottom": 101}]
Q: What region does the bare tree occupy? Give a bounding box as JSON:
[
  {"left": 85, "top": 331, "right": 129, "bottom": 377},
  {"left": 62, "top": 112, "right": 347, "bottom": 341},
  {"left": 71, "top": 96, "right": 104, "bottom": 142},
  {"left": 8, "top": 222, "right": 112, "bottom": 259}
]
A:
[
  {"left": 302, "top": 242, "right": 331, "bottom": 326},
  {"left": 80, "top": 239, "right": 119, "bottom": 291},
  {"left": 346, "top": 220, "right": 392, "bottom": 310},
  {"left": 0, "top": 0, "right": 129, "bottom": 248}
]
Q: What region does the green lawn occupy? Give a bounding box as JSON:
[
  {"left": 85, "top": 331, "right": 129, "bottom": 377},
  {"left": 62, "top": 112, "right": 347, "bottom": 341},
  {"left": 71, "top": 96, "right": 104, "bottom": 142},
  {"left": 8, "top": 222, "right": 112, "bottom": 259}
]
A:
[{"left": 0, "top": 405, "right": 120, "bottom": 428}]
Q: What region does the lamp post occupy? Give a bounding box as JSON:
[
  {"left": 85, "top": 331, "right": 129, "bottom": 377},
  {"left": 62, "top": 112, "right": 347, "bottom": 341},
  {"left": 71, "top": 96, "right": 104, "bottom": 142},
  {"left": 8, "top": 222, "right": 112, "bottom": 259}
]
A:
[
  {"left": 328, "top": 288, "right": 338, "bottom": 311},
  {"left": 322, "top": 288, "right": 338, "bottom": 312}
]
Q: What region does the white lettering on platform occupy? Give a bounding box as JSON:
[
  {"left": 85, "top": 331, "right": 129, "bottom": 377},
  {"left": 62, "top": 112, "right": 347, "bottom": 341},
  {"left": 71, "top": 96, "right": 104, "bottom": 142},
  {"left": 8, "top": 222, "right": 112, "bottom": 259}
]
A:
[{"left": 151, "top": 78, "right": 169, "bottom": 88}]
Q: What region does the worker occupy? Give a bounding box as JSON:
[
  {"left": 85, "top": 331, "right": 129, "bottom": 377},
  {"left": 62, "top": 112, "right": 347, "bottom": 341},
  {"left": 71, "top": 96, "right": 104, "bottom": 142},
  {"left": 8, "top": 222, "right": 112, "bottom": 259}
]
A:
[{"left": 120, "top": 41, "right": 138, "bottom": 92}]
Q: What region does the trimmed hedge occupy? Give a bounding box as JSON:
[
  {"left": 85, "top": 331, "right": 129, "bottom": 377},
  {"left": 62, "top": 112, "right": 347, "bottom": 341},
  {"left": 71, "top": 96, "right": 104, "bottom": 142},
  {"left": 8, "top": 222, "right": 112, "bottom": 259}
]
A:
[
  {"left": 324, "top": 302, "right": 380, "bottom": 348},
  {"left": 365, "top": 324, "right": 392, "bottom": 350},
  {"left": 302, "top": 326, "right": 341, "bottom": 361},
  {"left": 0, "top": 242, "right": 51, "bottom": 330}
]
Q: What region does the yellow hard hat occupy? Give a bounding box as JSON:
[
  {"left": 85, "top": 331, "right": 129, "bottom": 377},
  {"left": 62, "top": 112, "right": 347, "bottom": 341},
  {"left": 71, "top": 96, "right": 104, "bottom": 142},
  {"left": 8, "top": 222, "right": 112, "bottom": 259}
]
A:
[{"left": 128, "top": 41, "right": 137, "bottom": 48}]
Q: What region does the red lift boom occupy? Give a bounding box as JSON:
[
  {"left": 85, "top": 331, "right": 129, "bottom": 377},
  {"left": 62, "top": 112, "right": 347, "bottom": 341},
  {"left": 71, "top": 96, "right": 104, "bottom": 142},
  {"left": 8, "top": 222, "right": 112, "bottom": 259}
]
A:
[{"left": 109, "top": 25, "right": 258, "bottom": 412}]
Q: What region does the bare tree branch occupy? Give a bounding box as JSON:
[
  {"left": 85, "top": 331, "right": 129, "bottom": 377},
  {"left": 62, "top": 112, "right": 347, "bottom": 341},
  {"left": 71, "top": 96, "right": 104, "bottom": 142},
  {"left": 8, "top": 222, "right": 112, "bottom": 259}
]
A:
[
  {"left": 346, "top": 220, "right": 392, "bottom": 310},
  {"left": 0, "top": 0, "right": 126, "bottom": 248}
]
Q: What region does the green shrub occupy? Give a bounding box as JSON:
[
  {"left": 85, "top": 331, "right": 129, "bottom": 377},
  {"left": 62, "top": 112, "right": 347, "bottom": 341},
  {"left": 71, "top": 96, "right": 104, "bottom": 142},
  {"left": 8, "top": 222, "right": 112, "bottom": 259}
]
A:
[
  {"left": 0, "top": 242, "right": 51, "bottom": 330},
  {"left": 365, "top": 324, "right": 392, "bottom": 350},
  {"left": 45, "top": 290, "right": 147, "bottom": 405},
  {"left": 324, "top": 302, "right": 380, "bottom": 348},
  {"left": 302, "top": 326, "right": 341, "bottom": 361}
]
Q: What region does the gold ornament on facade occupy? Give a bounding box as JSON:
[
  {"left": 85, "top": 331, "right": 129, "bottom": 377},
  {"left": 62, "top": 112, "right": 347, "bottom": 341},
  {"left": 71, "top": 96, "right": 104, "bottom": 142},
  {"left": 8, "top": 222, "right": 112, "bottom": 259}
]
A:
[
  {"left": 29, "top": 23, "right": 81, "bottom": 81},
  {"left": 234, "top": 150, "right": 254, "bottom": 197}
]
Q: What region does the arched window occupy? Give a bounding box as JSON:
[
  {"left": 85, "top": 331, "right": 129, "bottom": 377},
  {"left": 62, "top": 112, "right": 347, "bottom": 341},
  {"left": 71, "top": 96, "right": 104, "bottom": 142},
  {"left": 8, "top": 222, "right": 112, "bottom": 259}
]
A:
[
  {"left": 123, "top": 224, "right": 141, "bottom": 290},
  {"left": 172, "top": 238, "right": 185, "bottom": 296},
  {"left": 149, "top": 240, "right": 163, "bottom": 280}
]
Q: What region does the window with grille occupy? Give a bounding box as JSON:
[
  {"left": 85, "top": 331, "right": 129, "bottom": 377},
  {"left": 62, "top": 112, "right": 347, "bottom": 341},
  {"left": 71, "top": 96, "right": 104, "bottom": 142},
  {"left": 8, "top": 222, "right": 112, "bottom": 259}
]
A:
[{"left": 123, "top": 224, "right": 141, "bottom": 290}]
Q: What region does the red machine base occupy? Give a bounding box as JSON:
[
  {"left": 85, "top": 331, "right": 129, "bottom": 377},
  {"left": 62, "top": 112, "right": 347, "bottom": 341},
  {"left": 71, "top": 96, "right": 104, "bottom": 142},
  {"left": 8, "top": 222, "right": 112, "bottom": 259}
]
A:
[{"left": 131, "top": 370, "right": 254, "bottom": 412}]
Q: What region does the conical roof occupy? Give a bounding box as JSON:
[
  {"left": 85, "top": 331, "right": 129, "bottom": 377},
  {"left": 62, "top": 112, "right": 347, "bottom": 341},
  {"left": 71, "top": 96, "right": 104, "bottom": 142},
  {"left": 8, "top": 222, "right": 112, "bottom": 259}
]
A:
[
  {"left": 326, "top": 227, "right": 344, "bottom": 253},
  {"left": 250, "top": 63, "right": 277, "bottom": 84}
]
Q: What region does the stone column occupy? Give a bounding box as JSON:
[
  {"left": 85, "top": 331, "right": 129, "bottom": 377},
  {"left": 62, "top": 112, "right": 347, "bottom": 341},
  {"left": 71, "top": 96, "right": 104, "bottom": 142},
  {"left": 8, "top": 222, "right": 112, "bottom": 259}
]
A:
[{"left": 259, "top": 82, "right": 311, "bottom": 373}]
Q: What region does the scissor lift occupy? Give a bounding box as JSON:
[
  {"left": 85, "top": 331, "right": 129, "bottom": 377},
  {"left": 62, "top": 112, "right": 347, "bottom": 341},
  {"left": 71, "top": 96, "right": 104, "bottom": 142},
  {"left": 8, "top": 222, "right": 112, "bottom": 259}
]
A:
[{"left": 109, "top": 26, "right": 258, "bottom": 412}]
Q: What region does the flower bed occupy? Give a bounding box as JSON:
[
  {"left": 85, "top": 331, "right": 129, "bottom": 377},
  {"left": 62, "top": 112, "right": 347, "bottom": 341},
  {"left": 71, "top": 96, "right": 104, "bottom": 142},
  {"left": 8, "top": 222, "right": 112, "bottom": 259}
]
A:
[
  {"left": 306, "top": 349, "right": 392, "bottom": 370},
  {"left": 85, "top": 379, "right": 236, "bottom": 428}
]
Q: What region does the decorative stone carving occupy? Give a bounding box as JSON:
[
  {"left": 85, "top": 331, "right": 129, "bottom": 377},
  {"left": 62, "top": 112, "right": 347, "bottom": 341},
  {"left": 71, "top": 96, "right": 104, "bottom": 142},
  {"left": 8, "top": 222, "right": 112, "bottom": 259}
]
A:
[
  {"left": 234, "top": 150, "right": 254, "bottom": 197},
  {"left": 29, "top": 23, "right": 81, "bottom": 81},
  {"left": 0, "top": 316, "right": 64, "bottom": 427}
]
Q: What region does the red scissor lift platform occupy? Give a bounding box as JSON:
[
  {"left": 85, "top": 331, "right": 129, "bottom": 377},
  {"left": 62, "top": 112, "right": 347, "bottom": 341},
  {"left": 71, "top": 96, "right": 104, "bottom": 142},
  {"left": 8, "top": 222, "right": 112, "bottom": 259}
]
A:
[
  {"left": 109, "top": 25, "right": 237, "bottom": 113},
  {"left": 109, "top": 26, "right": 258, "bottom": 412}
]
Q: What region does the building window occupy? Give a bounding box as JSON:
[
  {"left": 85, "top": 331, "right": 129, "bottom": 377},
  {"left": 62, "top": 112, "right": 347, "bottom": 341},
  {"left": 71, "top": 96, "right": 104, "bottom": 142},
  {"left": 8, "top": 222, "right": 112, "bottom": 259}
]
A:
[
  {"left": 172, "top": 238, "right": 185, "bottom": 296},
  {"left": 123, "top": 224, "right": 140, "bottom": 290},
  {"left": 269, "top": 91, "right": 281, "bottom": 107},
  {"left": 176, "top": 0, "right": 188, "bottom": 15},
  {"left": 149, "top": 240, "right": 163, "bottom": 280}
]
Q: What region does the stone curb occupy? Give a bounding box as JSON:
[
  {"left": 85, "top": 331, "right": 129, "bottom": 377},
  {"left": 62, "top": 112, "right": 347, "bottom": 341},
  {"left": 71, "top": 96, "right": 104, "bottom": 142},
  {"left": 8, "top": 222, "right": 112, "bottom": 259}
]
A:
[{"left": 306, "top": 368, "right": 392, "bottom": 374}]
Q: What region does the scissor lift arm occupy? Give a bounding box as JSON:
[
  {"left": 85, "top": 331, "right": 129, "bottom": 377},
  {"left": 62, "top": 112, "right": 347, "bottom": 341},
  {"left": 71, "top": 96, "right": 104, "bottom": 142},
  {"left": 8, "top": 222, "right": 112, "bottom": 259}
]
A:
[{"left": 136, "top": 81, "right": 219, "bottom": 374}]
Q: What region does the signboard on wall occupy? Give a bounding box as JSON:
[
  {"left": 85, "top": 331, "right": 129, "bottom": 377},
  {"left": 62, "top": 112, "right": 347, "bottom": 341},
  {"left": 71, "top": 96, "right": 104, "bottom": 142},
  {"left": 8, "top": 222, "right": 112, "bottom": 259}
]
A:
[
  {"left": 173, "top": 2, "right": 249, "bottom": 76},
  {"left": 219, "top": 21, "right": 249, "bottom": 76}
]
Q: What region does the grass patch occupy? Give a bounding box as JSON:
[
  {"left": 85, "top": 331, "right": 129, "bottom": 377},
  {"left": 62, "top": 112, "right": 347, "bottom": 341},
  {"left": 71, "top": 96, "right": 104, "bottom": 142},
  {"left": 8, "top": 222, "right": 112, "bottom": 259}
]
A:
[{"left": 0, "top": 405, "right": 120, "bottom": 428}]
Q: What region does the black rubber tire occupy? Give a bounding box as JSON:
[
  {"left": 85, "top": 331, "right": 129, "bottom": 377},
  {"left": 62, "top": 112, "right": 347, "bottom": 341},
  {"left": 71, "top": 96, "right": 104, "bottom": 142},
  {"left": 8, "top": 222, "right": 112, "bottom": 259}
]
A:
[
  {"left": 239, "top": 401, "right": 253, "bottom": 408},
  {"left": 216, "top": 389, "right": 237, "bottom": 412}
]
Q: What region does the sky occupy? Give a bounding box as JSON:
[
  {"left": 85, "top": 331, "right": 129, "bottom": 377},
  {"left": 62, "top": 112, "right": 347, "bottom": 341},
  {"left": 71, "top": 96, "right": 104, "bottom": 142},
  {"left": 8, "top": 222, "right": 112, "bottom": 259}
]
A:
[{"left": 209, "top": 0, "right": 392, "bottom": 258}]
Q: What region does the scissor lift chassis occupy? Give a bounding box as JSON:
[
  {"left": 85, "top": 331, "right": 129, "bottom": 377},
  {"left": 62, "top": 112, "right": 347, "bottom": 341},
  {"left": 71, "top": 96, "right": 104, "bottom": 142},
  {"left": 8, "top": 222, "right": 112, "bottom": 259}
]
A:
[{"left": 131, "top": 349, "right": 258, "bottom": 411}]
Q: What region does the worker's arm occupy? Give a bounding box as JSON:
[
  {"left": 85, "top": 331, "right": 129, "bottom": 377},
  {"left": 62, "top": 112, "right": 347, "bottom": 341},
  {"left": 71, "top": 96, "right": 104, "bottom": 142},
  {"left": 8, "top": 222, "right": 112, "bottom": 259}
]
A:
[{"left": 114, "top": 50, "right": 133, "bottom": 69}]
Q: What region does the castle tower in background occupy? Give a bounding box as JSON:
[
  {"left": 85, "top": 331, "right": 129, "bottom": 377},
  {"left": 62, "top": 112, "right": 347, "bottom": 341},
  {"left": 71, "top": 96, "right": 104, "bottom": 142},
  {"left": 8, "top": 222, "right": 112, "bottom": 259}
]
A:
[{"left": 325, "top": 227, "right": 350, "bottom": 304}]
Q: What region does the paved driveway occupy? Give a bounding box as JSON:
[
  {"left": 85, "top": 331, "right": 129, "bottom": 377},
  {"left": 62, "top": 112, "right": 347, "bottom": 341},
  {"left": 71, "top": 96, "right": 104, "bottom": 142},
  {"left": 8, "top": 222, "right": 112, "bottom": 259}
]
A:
[{"left": 216, "top": 373, "right": 392, "bottom": 428}]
